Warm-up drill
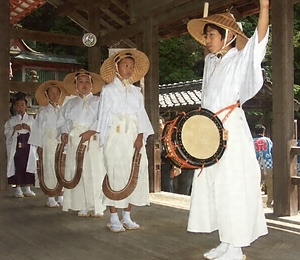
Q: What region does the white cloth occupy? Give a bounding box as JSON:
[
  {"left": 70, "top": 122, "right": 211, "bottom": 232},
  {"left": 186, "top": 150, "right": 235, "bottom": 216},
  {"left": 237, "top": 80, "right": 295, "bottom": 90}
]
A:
[
  {"left": 187, "top": 29, "right": 269, "bottom": 247},
  {"left": 57, "top": 94, "right": 106, "bottom": 214},
  {"left": 28, "top": 104, "right": 61, "bottom": 189},
  {"left": 4, "top": 113, "right": 36, "bottom": 178},
  {"left": 97, "top": 78, "right": 154, "bottom": 208}
]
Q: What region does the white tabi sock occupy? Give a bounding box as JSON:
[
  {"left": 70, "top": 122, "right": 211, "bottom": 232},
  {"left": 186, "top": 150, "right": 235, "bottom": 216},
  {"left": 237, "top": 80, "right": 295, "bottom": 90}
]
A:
[
  {"left": 25, "top": 186, "right": 31, "bottom": 193},
  {"left": 214, "top": 244, "right": 244, "bottom": 260},
  {"left": 57, "top": 196, "right": 63, "bottom": 203},
  {"left": 204, "top": 242, "right": 229, "bottom": 259},
  {"left": 122, "top": 210, "right": 131, "bottom": 222},
  {"left": 110, "top": 212, "right": 120, "bottom": 224},
  {"left": 48, "top": 196, "right": 56, "bottom": 202}
]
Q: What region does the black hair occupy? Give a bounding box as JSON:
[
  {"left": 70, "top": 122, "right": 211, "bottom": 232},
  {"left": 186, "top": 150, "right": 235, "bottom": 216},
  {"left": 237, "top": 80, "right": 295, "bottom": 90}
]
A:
[
  {"left": 254, "top": 124, "right": 266, "bottom": 135},
  {"left": 13, "top": 92, "right": 27, "bottom": 105},
  {"left": 203, "top": 23, "right": 236, "bottom": 47}
]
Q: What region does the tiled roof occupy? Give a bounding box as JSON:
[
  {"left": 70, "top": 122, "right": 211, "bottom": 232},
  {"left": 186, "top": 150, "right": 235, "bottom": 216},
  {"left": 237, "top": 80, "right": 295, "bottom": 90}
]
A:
[
  {"left": 159, "top": 79, "right": 202, "bottom": 109},
  {"left": 158, "top": 78, "right": 297, "bottom": 111},
  {"left": 10, "top": 0, "right": 46, "bottom": 25},
  {"left": 14, "top": 51, "right": 81, "bottom": 64}
]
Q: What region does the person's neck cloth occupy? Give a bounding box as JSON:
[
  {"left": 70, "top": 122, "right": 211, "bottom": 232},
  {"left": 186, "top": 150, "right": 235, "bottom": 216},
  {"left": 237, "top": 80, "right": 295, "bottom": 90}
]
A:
[
  {"left": 78, "top": 92, "right": 93, "bottom": 108},
  {"left": 49, "top": 101, "right": 60, "bottom": 113},
  {"left": 115, "top": 63, "right": 130, "bottom": 96}
]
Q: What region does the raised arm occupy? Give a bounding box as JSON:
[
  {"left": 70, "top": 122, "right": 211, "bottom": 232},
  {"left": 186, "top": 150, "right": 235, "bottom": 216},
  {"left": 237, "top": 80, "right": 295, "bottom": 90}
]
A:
[{"left": 257, "top": 0, "right": 270, "bottom": 43}]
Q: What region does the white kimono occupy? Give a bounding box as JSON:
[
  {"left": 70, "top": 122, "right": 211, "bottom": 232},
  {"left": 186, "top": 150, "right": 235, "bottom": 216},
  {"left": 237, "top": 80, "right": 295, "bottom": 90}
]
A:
[
  {"left": 28, "top": 104, "right": 61, "bottom": 190},
  {"left": 57, "top": 93, "right": 106, "bottom": 214},
  {"left": 97, "top": 78, "right": 154, "bottom": 208},
  {"left": 4, "top": 113, "right": 36, "bottom": 178},
  {"left": 187, "top": 29, "right": 269, "bottom": 247}
]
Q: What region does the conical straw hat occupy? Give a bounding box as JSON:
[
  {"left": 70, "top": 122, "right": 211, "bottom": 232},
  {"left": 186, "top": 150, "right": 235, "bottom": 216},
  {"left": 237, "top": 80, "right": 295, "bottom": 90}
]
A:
[
  {"left": 100, "top": 49, "right": 150, "bottom": 84},
  {"left": 35, "top": 80, "right": 67, "bottom": 106},
  {"left": 187, "top": 12, "right": 248, "bottom": 50},
  {"left": 63, "top": 69, "right": 104, "bottom": 95}
]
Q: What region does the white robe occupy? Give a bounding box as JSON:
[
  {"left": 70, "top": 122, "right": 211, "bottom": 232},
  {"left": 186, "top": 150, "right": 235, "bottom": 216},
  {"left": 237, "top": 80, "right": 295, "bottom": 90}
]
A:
[
  {"left": 97, "top": 78, "right": 154, "bottom": 208},
  {"left": 28, "top": 104, "right": 61, "bottom": 190},
  {"left": 4, "top": 113, "right": 36, "bottom": 178},
  {"left": 57, "top": 94, "right": 106, "bottom": 214},
  {"left": 187, "top": 29, "right": 269, "bottom": 247}
]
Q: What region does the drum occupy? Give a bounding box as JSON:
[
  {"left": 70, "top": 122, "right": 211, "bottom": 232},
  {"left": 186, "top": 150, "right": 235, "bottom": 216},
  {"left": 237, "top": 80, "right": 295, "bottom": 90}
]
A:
[{"left": 161, "top": 108, "right": 227, "bottom": 169}]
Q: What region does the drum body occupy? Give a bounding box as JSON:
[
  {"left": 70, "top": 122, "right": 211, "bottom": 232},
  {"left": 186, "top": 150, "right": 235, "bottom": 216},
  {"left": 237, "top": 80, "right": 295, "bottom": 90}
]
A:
[{"left": 161, "top": 108, "right": 226, "bottom": 169}]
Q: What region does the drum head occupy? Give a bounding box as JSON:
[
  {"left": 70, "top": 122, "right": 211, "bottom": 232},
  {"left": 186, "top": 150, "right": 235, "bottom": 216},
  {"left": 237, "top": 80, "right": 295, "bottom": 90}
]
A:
[
  {"left": 181, "top": 115, "right": 220, "bottom": 159},
  {"left": 176, "top": 109, "right": 226, "bottom": 167}
]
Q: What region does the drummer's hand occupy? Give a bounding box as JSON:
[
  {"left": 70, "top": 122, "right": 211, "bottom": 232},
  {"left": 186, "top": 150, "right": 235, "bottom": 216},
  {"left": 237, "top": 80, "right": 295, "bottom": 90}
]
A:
[
  {"left": 134, "top": 133, "right": 143, "bottom": 151},
  {"left": 80, "top": 130, "right": 96, "bottom": 143},
  {"left": 61, "top": 133, "right": 69, "bottom": 144}
]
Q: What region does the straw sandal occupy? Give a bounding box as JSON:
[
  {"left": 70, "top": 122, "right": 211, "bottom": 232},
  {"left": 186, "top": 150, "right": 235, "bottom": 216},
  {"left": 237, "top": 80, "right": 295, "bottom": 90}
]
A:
[
  {"left": 121, "top": 220, "right": 140, "bottom": 230},
  {"left": 106, "top": 222, "right": 125, "bottom": 233}
]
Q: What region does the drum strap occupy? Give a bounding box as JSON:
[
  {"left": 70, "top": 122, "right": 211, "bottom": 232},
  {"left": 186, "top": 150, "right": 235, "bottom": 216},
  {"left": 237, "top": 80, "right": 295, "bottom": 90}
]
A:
[
  {"left": 214, "top": 100, "right": 240, "bottom": 123},
  {"left": 196, "top": 101, "right": 240, "bottom": 177}
]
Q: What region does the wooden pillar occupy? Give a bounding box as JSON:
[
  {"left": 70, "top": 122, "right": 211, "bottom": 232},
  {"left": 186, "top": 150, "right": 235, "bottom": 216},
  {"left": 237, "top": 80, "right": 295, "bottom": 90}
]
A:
[
  {"left": 272, "top": 0, "right": 298, "bottom": 216},
  {"left": 142, "top": 17, "right": 160, "bottom": 192},
  {"left": 88, "top": 3, "right": 101, "bottom": 74},
  {"left": 0, "top": 1, "right": 10, "bottom": 190}
]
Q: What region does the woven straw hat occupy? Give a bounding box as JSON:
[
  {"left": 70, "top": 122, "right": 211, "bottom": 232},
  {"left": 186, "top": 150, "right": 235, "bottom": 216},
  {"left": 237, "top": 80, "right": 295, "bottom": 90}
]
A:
[
  {"left": 63, "top": 69, "right": 104, "bottom": 95},
  {"left": 35, "top": 80, "right": 67, "bottom": 106},
  {"left": 187, "top": 12, "right": 248, "bottom": 51},
  {"left": 100, "top": 49, "right": 150, "bottom": 84}
]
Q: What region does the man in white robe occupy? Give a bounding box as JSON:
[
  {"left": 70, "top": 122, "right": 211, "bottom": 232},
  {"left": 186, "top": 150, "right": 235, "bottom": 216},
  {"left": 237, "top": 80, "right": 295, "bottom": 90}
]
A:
[{"left": 187, "top": 1, "right": 270, "bottom": 259}]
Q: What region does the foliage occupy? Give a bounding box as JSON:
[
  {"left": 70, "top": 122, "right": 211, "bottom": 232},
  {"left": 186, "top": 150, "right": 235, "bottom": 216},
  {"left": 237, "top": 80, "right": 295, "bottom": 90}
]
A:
[
  {"left": 20, "top": 3, "right": 88, "bottom": 68},
  {"left": 159, "top": 34, "right": 204, "bottom": 84}
]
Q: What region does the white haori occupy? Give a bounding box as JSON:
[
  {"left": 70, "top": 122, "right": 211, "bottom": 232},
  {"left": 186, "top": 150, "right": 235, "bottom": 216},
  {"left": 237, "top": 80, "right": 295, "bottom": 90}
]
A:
[
  {"left": 188, "top": 108, "right": 268, "bottom": 247},
  {"left": 62, "top": 124, "right": 106, "bottom": 214},
  {"left": 102, "top": 113, "right": 150, "bottom": 208},
  {"left": 4, "top": 113, "right": 36, "bottom": 177}
]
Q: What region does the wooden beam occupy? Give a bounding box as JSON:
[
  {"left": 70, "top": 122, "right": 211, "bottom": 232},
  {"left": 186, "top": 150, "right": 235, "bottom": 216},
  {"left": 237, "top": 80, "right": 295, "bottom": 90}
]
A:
[
  {"left": 111, "top": 0, "right": 130, "bottom": 17},
  {"left": 88, "top": 3, "right": 101, "bottom": 74},
  {"left": 99, "top": 0, "right": 255, "bottom": 46},
  {"left": 56, "top": 1, "right": 81, "bottom": 16},
  {"left": 272, "top": 0, "right": 298, "bottom": 216},
  {"left": 142, "top": 17, "right": 160, "bottom": 193},
  {"left": 10, "top": 28, "right": 84, "bottom": 46},
  {"left": 101, "top": 8, "right": 127, "bottom": 27},
  {"left": 0, "top": 0, "right": 11, "bottom": 190},
  {"left": 98, "top": 22, "right": 144, "bottom": 46},
  {"left": 47, "top": 0, "right": 89, "bottom": 31},
  {"left": 10, "top": 81, "right": 40, "bottom": 93}
]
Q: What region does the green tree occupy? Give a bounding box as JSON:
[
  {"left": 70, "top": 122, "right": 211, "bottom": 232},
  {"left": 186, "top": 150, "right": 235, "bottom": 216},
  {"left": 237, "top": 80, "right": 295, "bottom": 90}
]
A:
[{"left": 159, "top": 34, "right": 204, "bottom": 84}]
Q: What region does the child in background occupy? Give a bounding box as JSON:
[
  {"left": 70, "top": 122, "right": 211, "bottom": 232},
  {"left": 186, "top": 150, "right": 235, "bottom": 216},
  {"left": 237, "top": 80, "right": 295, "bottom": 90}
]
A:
[
  {"left": 57, "top": 69, "right": 106, "bottom": 217},
  {"left": 28, "top": 80, "right": 68, "bottom": 207},
  {"left": 5, "top": 92, "right": 36, "bottom": 198}
]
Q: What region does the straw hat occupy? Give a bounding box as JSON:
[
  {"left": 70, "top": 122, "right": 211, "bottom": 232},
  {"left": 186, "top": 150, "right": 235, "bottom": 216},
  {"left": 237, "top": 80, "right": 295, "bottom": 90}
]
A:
[
  {"left": 187, "top": 12, "right": 248, "bottom": 51},
  {"left": 63, "top": 69, "right": 104, "bottom": 95},
  {"left": 100, "top": 49, "right": 150, "bottom": 84},
  {"left": 35, "top": 80, "right": 67, "bottom": 106}
]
